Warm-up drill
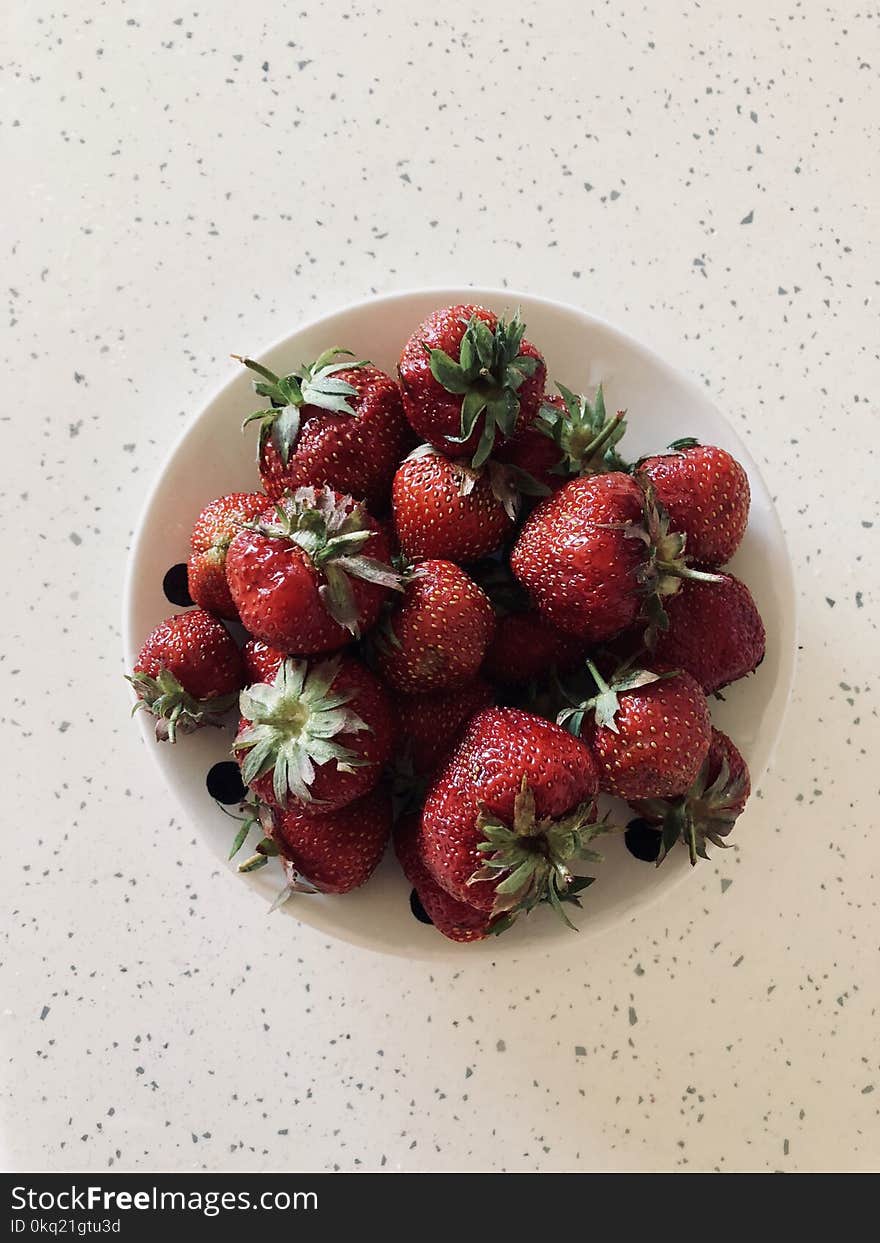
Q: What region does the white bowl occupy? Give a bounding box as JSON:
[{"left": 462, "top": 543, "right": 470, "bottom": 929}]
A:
[{"left": 123, "top": 288, "right": 796, "bottom": 959}]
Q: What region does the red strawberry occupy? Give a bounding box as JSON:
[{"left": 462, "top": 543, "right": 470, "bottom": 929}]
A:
[
  {"left": 395, "top": 678, "right": 494, "bottom": 775},
  {"left": 187, "top": 492, "right": 268, "bottom": 619},
  {"left": 639, "top": 440, "right": 750, "bottom": 566},
  {"left": 646, "top": 573, "right": 765, "bottom": 693},
  {"left": 398, "top": 305, "right": 545, "bottom": 465},
  {"left": 498, "top": 385, "right": 628, "bottom": 489},
  {"left": 270, "top": 784, "right": 391, "bottom": 892},
  {"left": 234, "top": 652, "right": 393, "bottom": 812},
  {"left": 633, "top": 727, "right": 750, "bottom": 865},
  {"left": 374, "top": 560, "right": 496, "bottom": 694},
  {"left": 493, "top": 416, "right": 565, "bottom": 492},
  {"left": 225, "top": 486, "right": 403, "bottom": 654},
  {"left": 241, "top": 638, "right": 286, "bottom": 685},
  {"left": 510, "top": 473, "right": 645, "bottom": 641},
  {"left": 394, "top": 815, "right": 494, "bottom": 942},
  {"left": 418, "top": 707, "right": 601, "bottom": 925},
  {"left": 558, "top": 661, "right": 711, "bottom": 800},
  {"left": 482, "top": 610, "right": 587, "bottom": 686},
  {"left": 236, "top": 351, "right": 409, "bottom": 512},
  {"left": 511, "top": 472, "right": 721, "bottom": 643},
  {"left": 391, "top": 445, "right": 511, "bottom": 563},
  {"left": 128, "top": 610, "right": 244, "bottom": 742}
]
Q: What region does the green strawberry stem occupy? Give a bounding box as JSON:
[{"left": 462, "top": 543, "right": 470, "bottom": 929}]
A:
[
  {"left": 578, "top": 409, "right": 626, "bottom": 464},
  {"left": 557, "top": 660, "right": 671, "bottom": 737},
  {"left": 234, "top": 349, "right": 368, "bottom": 465},
  {"left": 126, "top": 669, "right": 238, "bottom": 743},
  {"left": 426, "top": 310, "right": 539, "bottom": 468},
  {"left": 233, "top": 655, "right": 371, "bottom": 808},
  {"left": 637, "top": 751, "right": 746, "bottom": 867},
  {"left": 243, "top": 486, "right": 404, "bottom": 634},
  {"left": 544, "top": 383, "right": 629, "bottom": 476},
  {"left": 468, "top": 777, "right": 603, "bottom": 929}
]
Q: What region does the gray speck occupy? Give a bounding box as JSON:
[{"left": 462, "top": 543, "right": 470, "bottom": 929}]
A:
[
  {"left": 721, "top": 878, "right": 733, "bottom": 894},
  {"left": 69, "top": 532, "right": 82, "bottom": 546},
  {"left": 733, "top": 955, "right": 744, "bottom": 967},
  {"left": 740, "top": 210, "right": 754, "bottom": 225},
  {"left": 496, "top": 1039, "right": 506, "bottom": 1052},
  {"left": 575, "top": 1045, "right": 586, "bottom": 1057},
  {"left": 628, "top": 1006, "right": 638, "bottom": 1026},
  {"left": 39, "top": 1006, "right": 50, "bottom": 1021},
  {"left": 861, "top": 1084, "right": 874, "bottom": 1094}
]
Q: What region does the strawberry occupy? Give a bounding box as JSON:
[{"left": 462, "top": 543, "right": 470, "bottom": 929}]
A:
[
  {"left": 499, "top": 385, "right": 628, "bottom": 488},
  {"left": 645, "top": 573, "right": 765, "bottom": 694},
  {"left": 374, "top": 559, "right": 496, "bottom": 694},
  {"left": 418, "top": 707, "right": 601, "bottom": 926},
  {"left": 395, "top": 678, "right": 494, "bottom": 775},
  {"left": 394, "top": 815, "right": 494, "bottom": 942},
  {"left": 391, "top": 444, "right": 546, "bottom": 563},
  {"left": 633, "top": 727, "right": 750, "bottom": 865},
  {"left": 639, "top": 440, "right": 750, "bottom": 566},
  {"left": 225, "top": 486, "right": 403, "bottom": 654},
  {"left": 510, "top": 473, "right": 645, "bottom": 641},
  {"left": 482, "top": 609, "right": 587, "bottom": 686},
  {"left": 128, "top": 609, "right": 244, "bottom": 742},
  {"left": 510, "top": 473, "right": 721, "bottom": 643},
  {"left": 234, "top": 652, "right": 393, "bottom": 812},
  {"left": 241, "top": 638, "right": 287, "bottom": 685},
  {"left": 236, "top": 351, "right": 409, "bottom": 511},
  {"left": 269, "top": 784, "right": 391, "bottom": 893},
  {"left": 187, "top": 492, "right": 268, "bottom": 620},
  {"left": 558, "top": 661, "right": 711, "bottom": 800},
  {"left": 493, "top": 420, "right": 565, "bottom": 492},
  {"left": 398, "top": 305, "right": 545, "bottom": 465}
]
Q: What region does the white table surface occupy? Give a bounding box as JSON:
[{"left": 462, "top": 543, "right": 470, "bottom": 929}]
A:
[{"left": 2, "top": 0, "right": 878, "bottom": 1174}]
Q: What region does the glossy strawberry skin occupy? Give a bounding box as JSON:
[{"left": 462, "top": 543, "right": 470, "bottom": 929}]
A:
[
  {"left": 398, "top": 305, "right": 545, "bottom": 457},
  {"left": 510, "top": 473, "right": 646, "bottom": 642},
  {"left": 418, "top": 707, "right": 599, "bottom": 912},
  {"left": 376, "top": 560, "right": 496, "bottom": 694},
  {"left": 134, "top": 610, "right": 244, "bottom": 701},
  {"left": 273, "top": 784, "right": 391, "bottom": 893},
  {"left": 640, "top": 444, "right": 749, "bottom": 567},
  {"left": 394, "top": 814, "right": 493, "bottom": 942},
  {"left": 259, "top": 366, "right": 409, "bottom": 512},
  {"left": 647, "top": 574, "right": 765, "bottom": 694},
  {"left": 225, "top": 497, "right": 392, "bottom": 654},
  {"left": 482, "top": 610, "right": 587, "bottom": 685},
  {"left": 581, "top": 671, "right": 711, "bottom": 800},
  {"left": 187, "top": 492, "right": 268, "bottom": 620},
  {"left": 392, "top": 452, "right": 512, "bottom": 563},
  {"left": 395, "top": 678, "right": 494, "bottom": 775},
  {"left": 238, "top": 652, "right": 394, "bottom": 813}
]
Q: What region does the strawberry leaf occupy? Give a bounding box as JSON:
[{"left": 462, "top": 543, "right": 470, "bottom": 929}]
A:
[{"left": 429, "top": 348, "right": 470, "bottom": 394}]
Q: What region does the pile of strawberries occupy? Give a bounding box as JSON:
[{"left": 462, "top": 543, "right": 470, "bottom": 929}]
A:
[{"left": 128, "top": 305, "right": 765, "bottom": 943}]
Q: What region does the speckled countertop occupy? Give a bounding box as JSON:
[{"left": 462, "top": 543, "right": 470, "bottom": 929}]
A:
[{"left": 2, "top": 1, "right": 878, "bottom": 1174}]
